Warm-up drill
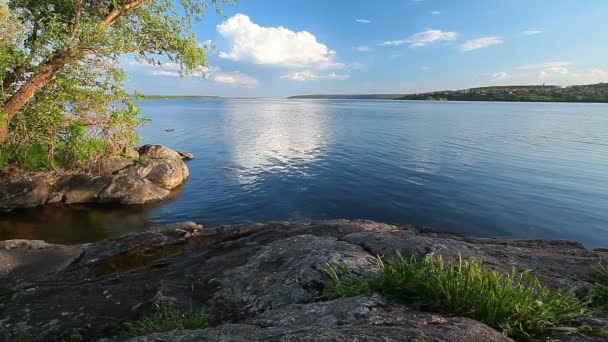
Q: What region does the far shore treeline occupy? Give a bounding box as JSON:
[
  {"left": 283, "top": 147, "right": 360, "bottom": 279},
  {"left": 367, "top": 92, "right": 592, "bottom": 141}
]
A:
[{"left": 288, "top": 82, "right": 608, "bottom": 103}]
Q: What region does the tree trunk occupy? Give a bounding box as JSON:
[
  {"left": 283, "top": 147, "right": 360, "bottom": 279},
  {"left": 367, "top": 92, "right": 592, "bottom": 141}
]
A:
[{"left": 0, "top": 52, "right": 73, "bottom": 143}]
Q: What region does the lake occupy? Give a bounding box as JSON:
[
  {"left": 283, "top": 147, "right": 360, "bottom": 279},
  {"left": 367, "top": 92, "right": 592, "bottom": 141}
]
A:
[{"left": 2, "top": 99, "right": 608, "bottom": 247}]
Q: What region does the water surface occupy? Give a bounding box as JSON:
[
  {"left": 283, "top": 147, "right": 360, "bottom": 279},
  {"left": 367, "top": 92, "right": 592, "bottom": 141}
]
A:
[{"left": 2, "top": 99, "right": 608, "bottom": 247}]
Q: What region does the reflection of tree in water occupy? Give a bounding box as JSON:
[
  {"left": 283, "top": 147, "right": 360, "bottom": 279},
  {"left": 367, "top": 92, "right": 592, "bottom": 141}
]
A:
[{"left": 223, "top": 100, "right": 331, "bottom": 186}]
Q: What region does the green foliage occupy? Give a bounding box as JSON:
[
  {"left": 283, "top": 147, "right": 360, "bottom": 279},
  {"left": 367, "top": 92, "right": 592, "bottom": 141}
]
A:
[
  {"left": 398, "top": 83, "right": 608, "bottom": 103},
  {"left": 322, "top": 252, "right": 589, "bottom": 340},
  {"left": 1, "top": 0, "right": 235, "bottom": 170},
  {"left": 587, "top": 263, "right": 608, "bottom": 308},
  {"left": 123, "top": 305, "right": 209, "bottom": 337}
]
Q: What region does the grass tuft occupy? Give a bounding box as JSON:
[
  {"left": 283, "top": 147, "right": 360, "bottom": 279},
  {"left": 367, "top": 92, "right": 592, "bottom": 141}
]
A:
[
  {"left": 322, "top": 252, "right": 588, "bottom": 340},
  {"left": 587, "top": 263, "right": 608, "bottom": 308},
  {"left": 123, "top": 305, "right": 209, "bottom": 337}
]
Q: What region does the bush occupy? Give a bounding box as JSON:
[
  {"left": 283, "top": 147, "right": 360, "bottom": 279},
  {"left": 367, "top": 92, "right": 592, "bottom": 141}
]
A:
[{"left": 322, "top": 252, "right": 588, "bottom": 340}]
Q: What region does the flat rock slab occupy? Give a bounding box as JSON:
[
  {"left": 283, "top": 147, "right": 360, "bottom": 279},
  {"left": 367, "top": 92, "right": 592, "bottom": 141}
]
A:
[
  {"left": 0, "top": 220, "right": 606, "bottom": 341},
  {"left": 0, "top": 240, "right": 83, "bottom": 282},
  {"left": 132, "top": 295, "right": 512, "bottom": 342}
]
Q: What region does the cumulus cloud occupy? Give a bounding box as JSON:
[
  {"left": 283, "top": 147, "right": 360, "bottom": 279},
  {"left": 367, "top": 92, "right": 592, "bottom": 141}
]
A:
[
  {"left": 355, "top": 18, "right": 371, "bottom": 23},
  {"left": 380, "top": 29, "right": 457, "bottom": 47},
  {"left": 523, "top": 30, "right": 544, "bottom": 35},
  {"left": 213, "top": 71, "right": 259, "bottom": 88},
  {"left": 460, "top": 36, "right": 503, "bottom": 51},
  {"left": 217, "top": 14, "right": 343, "bottom": 69},
  {"left": 280, "top": 70, "right": 350, "bottom": 81},
  {"left": 431, "top": 11, "right": 441, "bottom": 15},
  {"left": 353, "top": 45, "right": 372, "bottom": 52}
]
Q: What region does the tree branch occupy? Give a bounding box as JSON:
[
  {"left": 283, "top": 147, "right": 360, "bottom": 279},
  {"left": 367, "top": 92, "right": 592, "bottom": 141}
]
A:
[{"left": 66, "top": 0, "right": 83, "bottom": 46}]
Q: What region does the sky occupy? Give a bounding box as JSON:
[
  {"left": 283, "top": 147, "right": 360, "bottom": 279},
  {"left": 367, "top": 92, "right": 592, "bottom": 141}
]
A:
[{"left": 124, "top": 0, "right": 608, "bottom": 97}]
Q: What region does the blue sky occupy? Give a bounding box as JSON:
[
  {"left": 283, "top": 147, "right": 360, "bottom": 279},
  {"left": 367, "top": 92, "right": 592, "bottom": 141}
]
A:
[{"left": 125, "top": 0, "right": 608, "bottom": 97}]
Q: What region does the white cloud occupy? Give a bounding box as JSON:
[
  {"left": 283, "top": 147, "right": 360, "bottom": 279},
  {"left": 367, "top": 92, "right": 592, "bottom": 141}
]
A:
[
  {"left": 431, "top": 11, "right": 441, "bottom": 15},
  {"left": 124, "top": 60, "right": 214, "bottom": 78},
  {"left": 213, "top": 71, "right": 259, "bottom": 88},
  {"left": 460, "top": 36, "right": 503, "bottom": 51},
  {"left": 217, "top": 14, "right": 343, "bottom": 69},
  {"left": 380, "top": 29, "right": 457, "bottom": 47},
  {"left": 124, "top": 59, "right": 257, "bottom": 88},
  {"left": 353, "top": 45, "right": 372, "bottom": 52},
  {"left": 523, "top": 30, "right": 544, "bottom": 35},
  {"left": 280, "top": 70, "right": 350, "bottom": 81},
  {"left": 379, "top": 39, "right": 407, "bottom": 46},
  {"left": 355, "top": 18, "right": 371, "bottom": 23},
  {"left": 485, "top": 61, "right": 608, "bottom": 85},
  {"left": 492, "top": 71, "right": 510, "bottom": 80},
  {"left": 516, "top": 61, "right": 570, "bottom": 70}
]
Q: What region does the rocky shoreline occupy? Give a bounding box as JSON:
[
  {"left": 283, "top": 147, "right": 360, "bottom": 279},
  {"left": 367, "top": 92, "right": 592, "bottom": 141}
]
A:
[
  {"left": 1, "top": 219, "right": 608, "bottom": 341},
  {"left": 0, "top": 145, "right": 193, "bottom": 209}
]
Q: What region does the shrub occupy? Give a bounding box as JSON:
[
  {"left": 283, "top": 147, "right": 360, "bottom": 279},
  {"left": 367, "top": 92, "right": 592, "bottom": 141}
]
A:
[{"left": 322, "top": 252, "right": 588, "bottom": 340}]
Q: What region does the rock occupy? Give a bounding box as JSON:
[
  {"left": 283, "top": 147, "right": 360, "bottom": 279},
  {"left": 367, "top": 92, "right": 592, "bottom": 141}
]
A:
[
  {"left": 177, "top": 151, "right": 195, "bottom": 160},
  {"left": 97, "top": 175, "right": 169, "bottom": 204},
  {"left": 0, "top": 173, "right": 56, "bottom": 208},
  {"left": 0, "top": 240, "right": 83, "bottom": 282},
  {"left": 343, "top": 230, "right": 605, "bottom": 291},
  {"left": 0, "top": 145, "right": 190, "bottom": 208},
  {"left": 1, "top": 220, "right": 606, "bottom": 341},
  {"left": 136, "top": 158, "right": 189, "bottom": 190},
  {"left": 211, "top": 234, "right": 379, "bottom": 316},
  {"left": 132, "top": 295, "right": 511, "bottom": 342},
  {"left": 88, "top": 155, "right": 136, "bottom": 175},
  {"left": 138, "top": 144, "right": 182, "bottom": 160},
  {"left": 58, "top": 174, "right": 112, "bottom": 204}
]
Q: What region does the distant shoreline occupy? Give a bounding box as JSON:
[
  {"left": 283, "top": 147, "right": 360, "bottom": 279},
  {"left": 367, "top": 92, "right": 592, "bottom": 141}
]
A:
[{"left": 288, "top": 82, "right": 608, "bottom": 103}]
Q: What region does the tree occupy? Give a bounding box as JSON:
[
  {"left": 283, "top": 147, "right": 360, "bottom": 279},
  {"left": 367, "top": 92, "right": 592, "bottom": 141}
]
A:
[{"left": 0, "top": 0, "right": 231, "bottom": 170}]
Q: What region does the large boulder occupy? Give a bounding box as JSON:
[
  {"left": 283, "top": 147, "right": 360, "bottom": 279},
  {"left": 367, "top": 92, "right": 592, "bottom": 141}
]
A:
[{"left": 0, "top": 145, "right": 192, "bottom": 208}]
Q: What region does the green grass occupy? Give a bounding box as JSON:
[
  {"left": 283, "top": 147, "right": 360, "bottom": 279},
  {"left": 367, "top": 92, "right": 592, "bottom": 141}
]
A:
[
  {"left": 123, "top": 305, "right": 209, "bottom": 337},
  {"left": 322, "top": 252, "right": 588, "bottom": 340},
  {"left": 587, "top": 263, "right": 608, "bottom": 308}
]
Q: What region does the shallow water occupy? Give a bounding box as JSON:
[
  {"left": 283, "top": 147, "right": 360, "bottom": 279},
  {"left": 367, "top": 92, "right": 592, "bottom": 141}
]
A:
[{"left": 2, "top": 99, "right": 608, "bottom": 247}]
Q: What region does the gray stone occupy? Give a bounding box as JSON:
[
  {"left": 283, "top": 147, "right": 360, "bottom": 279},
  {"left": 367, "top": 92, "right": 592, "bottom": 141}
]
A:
[
  {"left": 0, "top": 240, "right": 83, "bottom": 282},
  {"left": 0, "top": 145, "right": 190, "bottom": 209},
  {"left": 97, "top": 175, "right": 169, "bottom": 204},
  {"left": 138, "top": 144, "right": 182, "bottom": 160},
  {"left": 0, "top": 173, "right": 55, "bottom": 208},
  {"left": 132, "top": 296, "right": 511, "bottom": 342},
  {"left": 58, "top": 174, "right": 112, "bottom": 204},
  {"left": 136, "top": 158, "right": 189, "bottom": 190},
  {"left": 1, "top": 220, "right": 606, "bottom": 341}
]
